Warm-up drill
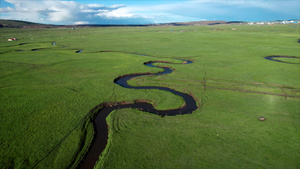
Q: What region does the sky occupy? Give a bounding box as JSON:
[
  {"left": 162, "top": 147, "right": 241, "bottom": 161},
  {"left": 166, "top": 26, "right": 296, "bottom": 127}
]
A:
[{"left": 0, "top": 0, "right": 299, "bottom": 25}]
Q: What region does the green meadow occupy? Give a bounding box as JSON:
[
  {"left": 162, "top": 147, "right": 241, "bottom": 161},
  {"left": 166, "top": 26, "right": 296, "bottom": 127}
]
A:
[{"left": 0, "top": 24, "right": 299, "bottom": 169}]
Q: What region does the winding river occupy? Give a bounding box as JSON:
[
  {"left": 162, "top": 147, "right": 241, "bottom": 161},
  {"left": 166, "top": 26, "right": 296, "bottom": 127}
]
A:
[
  {"left": 76, "top": 54, "right": 198, "bottom": 169},
  {"left": 4, "top": 42, "right": 298, "bottom": 168},
  {"left": 77, "top": 52, "right": 300, "bottom": 168},
  {"left": 264, "top": 55, "right": 300, "bottom": 64}
]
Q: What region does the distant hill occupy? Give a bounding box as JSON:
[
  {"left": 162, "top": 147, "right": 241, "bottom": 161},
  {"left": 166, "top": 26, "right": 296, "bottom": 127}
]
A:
[
  {"left": 64, "top": 20, "right": 245, "bottom": 27},
  {"left": 165, "top": 20, "right": 244, "bottom": 26},
  {"left": 0, "top": 19, "right": 244, "bottom": 28},
  {"left": 0, "top": 19, "right": 56, "bottom": 28}
]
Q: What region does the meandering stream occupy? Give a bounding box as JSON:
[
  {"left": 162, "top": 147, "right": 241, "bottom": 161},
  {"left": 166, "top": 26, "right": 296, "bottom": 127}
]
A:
[
  {"left": 264, "top": 55, "right": 300, "bottom": 64},
  {"left": 77, "top": 54, "right": 198, "bottom": 169},
  {"left": 76, "top": 53, "right": 299, "bottom": 168}
]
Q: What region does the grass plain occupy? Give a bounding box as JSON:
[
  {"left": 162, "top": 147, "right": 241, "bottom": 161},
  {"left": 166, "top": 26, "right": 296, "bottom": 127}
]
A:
[{"left": 0, "top": 24, "right": 299, "bottom": 169}]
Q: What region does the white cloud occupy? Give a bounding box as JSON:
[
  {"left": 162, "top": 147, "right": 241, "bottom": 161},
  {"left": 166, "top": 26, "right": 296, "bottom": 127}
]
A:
[
  {"left": 74, "top": 21, "right": 89, "bottom": 25},
  {"left": 0, "top": 0, "right": 299, "bottom": 24},
  {"left": 0, "top": 7, "right": 17, "bottom": 13},
  {"left": 97, "top": 8, "right": 135, "bottom": 18},
  {"left": 0, "top": 0, "right": 137, "bottom": 24}
]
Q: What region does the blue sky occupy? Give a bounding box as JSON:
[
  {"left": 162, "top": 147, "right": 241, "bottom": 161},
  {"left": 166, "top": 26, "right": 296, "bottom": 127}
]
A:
[{"left": 0, "top": 0, "right": 299, "bottom": 25}]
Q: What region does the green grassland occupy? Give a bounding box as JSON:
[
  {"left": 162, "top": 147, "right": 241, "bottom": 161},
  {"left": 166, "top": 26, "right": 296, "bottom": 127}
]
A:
[{"left": 0, "top": 24, "right": 299, "bottom": 169}]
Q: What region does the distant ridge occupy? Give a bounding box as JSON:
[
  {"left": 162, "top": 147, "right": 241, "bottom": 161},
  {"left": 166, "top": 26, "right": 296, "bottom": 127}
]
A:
[
  {"left": 166, "top": 20, "right": 244, "bottom": 26},
  {"left": 0, "top": 19, "right": 244, "bottom": 28},
  {"left": 0, "top": 19, "right": 54, "bottom": 28}
]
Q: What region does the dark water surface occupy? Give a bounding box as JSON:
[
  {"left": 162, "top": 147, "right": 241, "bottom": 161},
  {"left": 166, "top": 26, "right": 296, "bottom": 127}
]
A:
[
  {"left": 77, "top": 56, "right": 198, "bottom": 169},
  {"left": 264, "top": 55, "right": 300, "bottom": 64}
]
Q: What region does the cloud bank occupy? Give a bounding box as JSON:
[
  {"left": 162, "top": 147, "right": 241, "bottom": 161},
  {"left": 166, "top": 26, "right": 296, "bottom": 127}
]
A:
[
  {"left": 0, "top": 0, "right": 299, "bottom": 25},
  {"left": 0, "top": 0, "right": 140, "bottom": 24}
]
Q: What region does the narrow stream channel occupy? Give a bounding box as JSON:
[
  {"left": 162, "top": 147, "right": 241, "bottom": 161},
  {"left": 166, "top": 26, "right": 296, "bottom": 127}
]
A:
[
  {"left": 76, "top": 50, "right": 83, "bottom": 53},
  {"left": 77, "top": 55, "right": 198, "bottom": 169},
  {"left": 264, "top": 55, "right": 300, "bottom": 64}
]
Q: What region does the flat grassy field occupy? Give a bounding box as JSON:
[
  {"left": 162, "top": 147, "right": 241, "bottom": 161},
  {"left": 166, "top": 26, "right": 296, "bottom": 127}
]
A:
[{"left": 0, "top": 24, "right": 299, "bottom": 169}]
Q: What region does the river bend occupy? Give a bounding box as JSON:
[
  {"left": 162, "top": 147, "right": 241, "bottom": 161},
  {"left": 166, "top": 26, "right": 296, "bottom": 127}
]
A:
[{"left": 77, "top": 54, "right": 198, "bottom": 169}]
